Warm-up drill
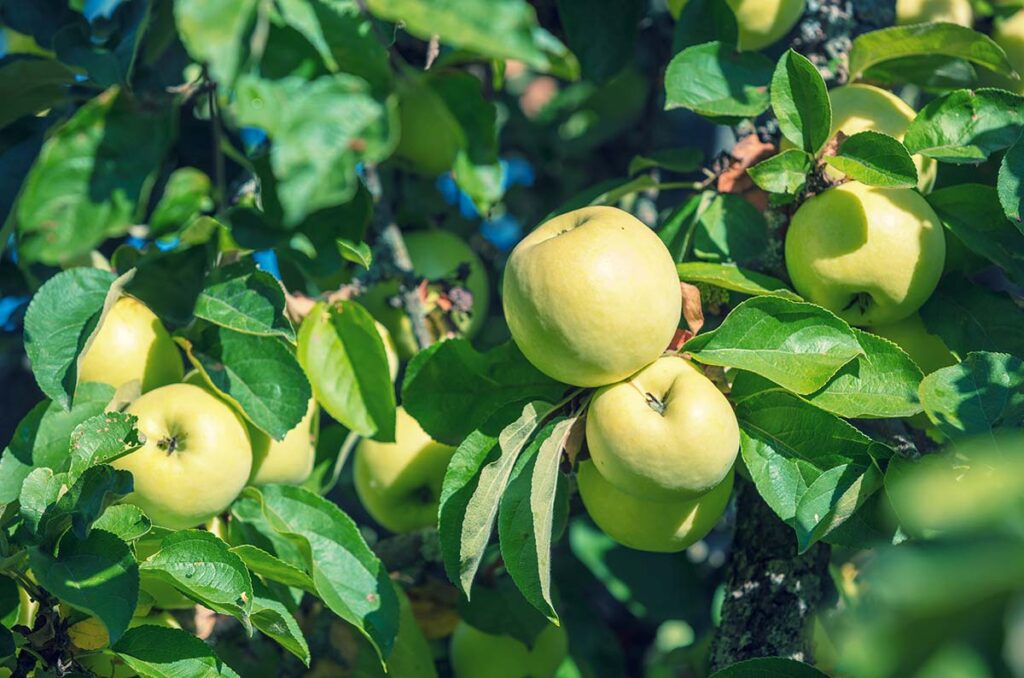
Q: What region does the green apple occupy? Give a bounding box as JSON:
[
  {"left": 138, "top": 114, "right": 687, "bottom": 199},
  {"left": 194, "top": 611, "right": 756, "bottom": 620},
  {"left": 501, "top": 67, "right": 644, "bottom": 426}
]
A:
[
  {"left": 362, "top": 230, "right": 490, "bottom": 358},
  {"left": 578, "top": 461, "right": 734, "bottom": 553},
  {"left": 896, "top": 0, "right": 973, "bottom": 26},
  {"left": 113, "top": 383, "right": 252, "bottom": 530},
  {"left": 449, "top": 621, "right": 568, "bottom": 678},
  {"left": 77, "top": 612, "right": 181, "bottom": 677},
  {"left": 586, "top": 356, "right": 739, "bottom": 500},
  {"left": 78, "top": 296, "right": 183, "bottom": 393},
  {"left": 993, "top": 10, "right": 1024, "bottom": 93},
  {"left": 670, "top": 0, "right": 806, "bottom": 51},
  {"left": 784, "top": 181, "right": 946, "bottom": 327},
  {"left": 394, "top": 74, "right": 465, "bottom": 176},
  {"left": 871, "top": 314, "right": 956, "bottom": 375},
  {"left": 503, "top": 206, "right": 681, "bottom": 387},
  {"left": 353, "top": 407, "right": 455, "bottom": 534}
]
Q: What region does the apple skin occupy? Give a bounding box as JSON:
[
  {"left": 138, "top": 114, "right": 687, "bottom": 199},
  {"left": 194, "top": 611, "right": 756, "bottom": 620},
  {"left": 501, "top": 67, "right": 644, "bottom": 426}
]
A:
[
  {"left": 670, "top": 0, "right": 806, "bottom": 51},
  {"left": 503, "top": 206, "right": 681, "bottom": 388},
  {"left": 994, "top": 11, "right": 1024, "bottom": 93},
  {"left": 586, "top": 356, "right": 739, "bottom": 500},
  {"left": 354, "top": 407, "right": 455, "bottom": 534},
  {"left": 578, "top": 462, "right": 734, "bottom": 553},
  {"left": 113, "top": 383, "right": 252, "bottom": 530},
  {"left": 784, "top": 182, "right": 946, "bottom": 327},
  {"left": 394, "top": 74, "right": 464, "bottom": 177},
  {"left": 871, "top": 314, "right": 956, "bottom": 375},
  {"left": 362, "top": 230, "right": 490, "bottom": 358},
  {"left": 77, "top": 612, "right": 181, "bottom": 678},
  {"left": 78, "top": 296, "right": 183, "bottom": 393},
  {"left": 896, "top": 0, "right": 973, "bottom": 26},
  {"left": 449, "top": 621, "right": 568, "bottom": 678}
]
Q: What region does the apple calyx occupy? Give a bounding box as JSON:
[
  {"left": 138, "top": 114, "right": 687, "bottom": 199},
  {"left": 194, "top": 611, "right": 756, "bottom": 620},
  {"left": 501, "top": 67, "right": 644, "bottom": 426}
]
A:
[
  {"left": 156, "top": 434, "right": 184, "bottom": 454},
  {"left": 842, "top": 291, "right": 873, "bottom": 317},
  {"left": 645, "top": 392, "right": 667, "bottom": 415}
]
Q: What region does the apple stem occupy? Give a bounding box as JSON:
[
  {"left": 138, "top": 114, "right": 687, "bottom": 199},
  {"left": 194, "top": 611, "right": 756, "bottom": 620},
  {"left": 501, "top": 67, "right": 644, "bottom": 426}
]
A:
[{"left": 644, "top": 393, "right": 666, "bottom": 415}]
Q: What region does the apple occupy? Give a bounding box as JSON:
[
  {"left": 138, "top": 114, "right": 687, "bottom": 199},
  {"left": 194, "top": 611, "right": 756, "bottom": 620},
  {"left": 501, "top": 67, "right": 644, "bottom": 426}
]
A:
[
  {"left": 896, "top": 0, "right": 973, "bottom": 26},
  {"left": 78, "top": 296, "right": 183, "bottom": 393},
  {"left": 449, "top": 621, "right": 568, "bottom": 678},
  {"left": 871, "top": 313, "right": 956, "bottom": 375},
  {"left": 585, "top": 356, "right": 739, "bottom": 500},
  {"left": 578, "top": 461, "right": 734, "bottom": 553},
  {"left": 361, "top": 230, "right": 490, "bottom": 358},
  {"left": 503, "top": 206, "right": 681, "bottom": 387},
  {"left": 670, "top": 0, "right": 806, "bottom": 51},
  {"left": 784, "top": 181, "right": 946, "bottom": 326},
  {"left": 394, "top": 74, "right": 464, "bottom": 176},
  {"left": 77, "top": 612, "right": 181, "bottom": 677},
  {"left": 353, "top": 407, "right": 456, "bottom": 534},
  {"left": 993, "top": 10, "right": 1024, "bottom": 93},
  {"left": 113, "top": 383, "right": 252, "bottom": 530}
]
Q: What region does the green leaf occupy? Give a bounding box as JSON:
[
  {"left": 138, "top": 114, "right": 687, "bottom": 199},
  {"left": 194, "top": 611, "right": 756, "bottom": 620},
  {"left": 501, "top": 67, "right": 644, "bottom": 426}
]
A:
[
  {"left": 68, "top": 411, "right": 144, "bottom": 485},
  {"left": 194, "top": 260, "right": 294, "bottom": 341},
  {"left": 173, "top": 0, "right": 256, "bottom": 86},
  {"left": 556, "top": 0, "right": 642, "bottom": 83},
  {"left": 337, "top": 239, "right": 372, "bottom": 269},
  {"left": 149, "top": 168, "right": 212, "bottom": 236},
  {"left": 903, "top": 88, "right": 1024, "bottom": 164},
  {"left": 824, "top": 131, "right": 918, "bottom": 188},
  {"left": 0, "top": 58, "right": 75, "bottom": 129},
  {"left": 683, "top": 296, "right": 863, "bottom": 395},
  {"left": 672, "top": 0, "right": 737, "bottom": 54},
  {"left": 23, "top": 267, "right": 117, "bottom": 409},
  {"left": 458, "top": 575, "right": 551, "bottom": 648},
  {"left": 91, "top": 504, "right": 152, "bottom": 542},
  {"left": 919, "top": 276, "right": 1024, "bottom": 358},
  {"left": 232, "top": 74, "right": 396, "bottom": 227},
  {"left": 365, "top": 0, "right": 577, "bottom": 78},
  {"left": 116, "top": 242, "right": 213, "bottom": 327},
  {"left": 861, "top": 55, "right": 979, "bottom": 94},
  {"left": 0, "top": 382, "right": 113, "bottom": 503},
  {"left": 771, "top": 49, "right": 831, "bottom": 154},
  {"left": 627, "top": 147, "right": 704, "bottom": 175},
  {"left": 401, "top": 339, "right": 567, "bottom": 446},
  {"left": 665, "top": 42, "right": 772, "bottom": 119},
  {"left": 746, "top": 149, "right": 813, "bottom": 196},
  {"left": 19, "top": 468, "right": 64, "bottom": 535},
  {"left": 36, "top": 465, "right": 134, "bottom": 546},
  {"left": 927, "top": 184, "right": 1024, "bottom": 284},
  {"left": 15, "top": 88, "right": 175, "bottom": 264},
  {"left": 229, "top": 544, "right": 316, "bottom": 593},
  {"left": 691, "top": 193, "right": 769, "bottom": 265},
  {"left": 804, "top": 329, "right": 924, "bottom": 419},
  {"left": 182, "top": 323, "right": 311, "bottom": 441},
  {"left": 236, "top": 485, "right": 399, "bottom": 660},
  {"left": 737, "top": 391, "right": 888, "bottom": 551},
  {"left": 30, "top": 530, "right": 138, "bottom": 645},
  {"left": 296, "top": 300, "right": 395, "bottom": 441},
  {"left": 676, "top": 262, "right": 798, "bottom": 299},
  {"left": 710, "top": 657, "right": 830, "bottom": 677},
  {"left": 498, "top": 417, "right": 571, "bottom": 621},
  {"left": 848, "top": 23, "right": 1018, "bottom": 81},
  {"left": 113, "top": 625, "right": 240, "bottom": 677},
  {"left": 439, "top": 401, "right": 551, "bottom": 596},
  {"left": 251, "top": 578, "right": 310, "bottom": 665},
  {"left": 998, "top": 133, "right": 1024, "bottom": 226},
  {"left": 919, "top": 352, "right": 1024, "bottom": 439},
  {"left": 140, "top": 530, "right": 254, "bottom": 627}
]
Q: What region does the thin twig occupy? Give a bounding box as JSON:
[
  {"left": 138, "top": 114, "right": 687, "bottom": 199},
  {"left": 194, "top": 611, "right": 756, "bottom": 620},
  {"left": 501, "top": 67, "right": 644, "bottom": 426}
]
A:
[{"left": 206, "top": 70, "right": 228, "bottom": 213}]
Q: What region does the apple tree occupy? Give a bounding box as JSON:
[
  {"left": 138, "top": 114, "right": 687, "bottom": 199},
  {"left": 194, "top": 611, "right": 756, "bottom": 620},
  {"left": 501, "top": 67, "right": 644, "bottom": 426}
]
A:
[{"left": 1, "top": 0, "right": 1024, "bottom": 676}]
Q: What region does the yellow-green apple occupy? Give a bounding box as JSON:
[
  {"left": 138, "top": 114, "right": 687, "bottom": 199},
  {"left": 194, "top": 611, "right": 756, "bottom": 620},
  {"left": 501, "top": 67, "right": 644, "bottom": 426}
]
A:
[
  {"left": 784, "top": 181, "right": 946, "bottom": 326},
  {"left": 449, "top": 621, "right": 568, "bottom": 678},
  {"left": 871, "top": 314, "right": 956, "bottom": 375},
  {"left": 394, "top": 74, "right": 464, "bottom": 176},
  {"left": 113, "top": 383, "right": 252, "bottom": 530},
  {"left": 503, "top": 206, "right": 681, "bottom": 387},
  {"left": 182, "top": 370, "right": 318, "bottom": 486},
  {"left": 896, "top": 0, "right": 973, "bottom": 26},
  {"left": 577, "top": 462, "right": 734, "bottom": 553},
  {"left": 78, "top": 296, "right": 183, "bottom": 392},
  {"left": 77, "top": 612, "right": 181, "bottom": 677},
  {"left": 362, "top": 230, "right": 490, "bottom": 357},
  {"left": 353, "top": 407, "right": 455, "bottom": 534},
  {"left": 669, "top": 0, "right": 806, "bottom": 51},
  {"left": 585, "top": 356, "right": 739, "bottom": 500},
  {"left": 993, "top": 10, "right": 1024, "bottom": 93}
]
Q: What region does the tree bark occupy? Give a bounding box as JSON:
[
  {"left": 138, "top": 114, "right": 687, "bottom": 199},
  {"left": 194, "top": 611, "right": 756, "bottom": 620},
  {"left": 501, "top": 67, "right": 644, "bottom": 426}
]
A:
[{"left": 709, "top": 481, "right": 831, "bottom": 671}]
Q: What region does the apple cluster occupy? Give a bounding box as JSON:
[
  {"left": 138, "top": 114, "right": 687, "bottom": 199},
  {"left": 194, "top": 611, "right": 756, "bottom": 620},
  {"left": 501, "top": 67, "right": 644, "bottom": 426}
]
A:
[{"left": 503, "top": 206, "right": 740, "bottom": 553}]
